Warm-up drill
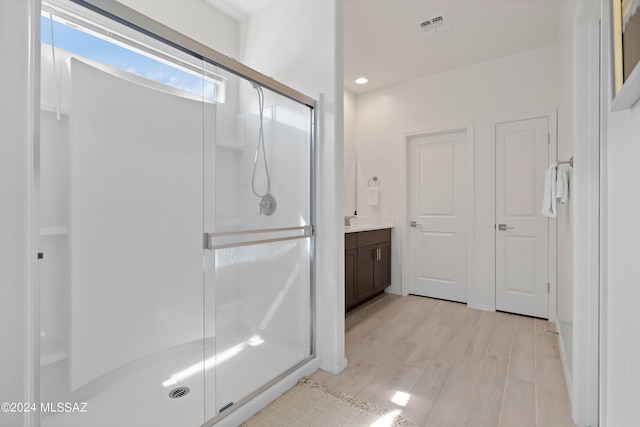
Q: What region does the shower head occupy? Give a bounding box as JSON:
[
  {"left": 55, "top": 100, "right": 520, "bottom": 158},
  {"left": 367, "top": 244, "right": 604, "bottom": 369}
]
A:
[{"left": 251, "top": 80, "right": 274, "bottom": 214}]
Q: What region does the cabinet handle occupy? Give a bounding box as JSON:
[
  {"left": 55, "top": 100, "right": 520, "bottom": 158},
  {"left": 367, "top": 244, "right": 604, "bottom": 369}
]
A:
[{"left": 377, "top": 248, "right": 381, "bottom": 261}]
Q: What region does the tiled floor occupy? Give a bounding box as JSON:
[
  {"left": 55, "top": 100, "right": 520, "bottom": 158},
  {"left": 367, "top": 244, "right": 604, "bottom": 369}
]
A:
[{"left": 310, "top": 294, "right": 575, "bottom": 427}]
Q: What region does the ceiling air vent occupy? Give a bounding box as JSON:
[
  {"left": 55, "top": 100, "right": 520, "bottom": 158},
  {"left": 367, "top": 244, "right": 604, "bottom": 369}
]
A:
[{"left": 419, "top": 14, "right": 450, "bottom": 35}]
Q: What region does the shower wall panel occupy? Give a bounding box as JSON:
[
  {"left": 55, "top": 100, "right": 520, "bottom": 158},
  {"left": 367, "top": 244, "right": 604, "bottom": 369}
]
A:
[
  {"left": 68, "top": 58, "right": 204, "bottom": 390},
  {"left": 241, "top": 104, "right": 311, "bottom": 229}
]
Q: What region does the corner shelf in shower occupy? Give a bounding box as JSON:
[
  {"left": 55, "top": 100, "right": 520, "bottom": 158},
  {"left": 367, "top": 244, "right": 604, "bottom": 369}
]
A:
[
  {"left": 216, "top": 220, "right": 245, "bottom": 230},
  {"left": 216, "top": 141, "right": 244, "bottom": 151},
  {"left": 217, "top": 298, "right": 243, "bottom": 312},
  {"left": 41, "top": 103, "right": 71, "bottom": 116},
  {"left": 40, "top": 226, "right": 69, "bottom": 236},
  {"left": 41, "top": 346, "right": 67, "bottom": 366}
]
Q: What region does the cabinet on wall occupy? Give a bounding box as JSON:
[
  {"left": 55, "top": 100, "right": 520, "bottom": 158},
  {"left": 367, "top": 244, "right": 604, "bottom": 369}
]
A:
[{"left": 345, "top": 228, "right": 391, "bottom": 311}]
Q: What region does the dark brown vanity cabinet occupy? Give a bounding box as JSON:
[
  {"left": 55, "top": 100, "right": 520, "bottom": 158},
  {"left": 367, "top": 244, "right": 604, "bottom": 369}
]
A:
[
  {"left": 345, "top": 228, "right": 391, "bottom": 311},
  {"left": 345, "top": 233, "right": 358, "bottom": 309}
]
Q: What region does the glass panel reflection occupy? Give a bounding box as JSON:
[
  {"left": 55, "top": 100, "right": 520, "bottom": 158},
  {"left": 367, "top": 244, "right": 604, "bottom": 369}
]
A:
[
  {"left": 214, "top": 71, "right": 311, "bottom": 233},
  {"left": 213, "top": 238, "right": 311, "bottom": 414},
  {"left": 205, "top": 62, "right": 313, "bottom": 420}
]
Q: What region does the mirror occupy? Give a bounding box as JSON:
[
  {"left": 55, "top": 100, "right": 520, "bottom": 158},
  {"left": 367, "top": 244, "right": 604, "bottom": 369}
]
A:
[{"left": 344, "top": 149, "right": 356, "bottom": 216}]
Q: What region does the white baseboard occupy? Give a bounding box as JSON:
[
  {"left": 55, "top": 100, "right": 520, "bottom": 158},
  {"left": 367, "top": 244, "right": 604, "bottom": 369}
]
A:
[
  {"left": 468, "top": 303, "right": 492, "bottom": 312},
  {"left": 555, "top": 323, "right": 574, "bottom": 410},
  {"left": 319, "top": 357, "right": 347, "bottom": 374}
]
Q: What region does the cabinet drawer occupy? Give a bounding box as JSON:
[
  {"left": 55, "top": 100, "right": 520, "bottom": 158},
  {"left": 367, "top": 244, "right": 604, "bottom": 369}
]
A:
[
  {"left": 345, "top": 233, "right": 357, "bottom": 250},
  {"left": 356, "top": 228, "right": 391, "bottom": 247}
]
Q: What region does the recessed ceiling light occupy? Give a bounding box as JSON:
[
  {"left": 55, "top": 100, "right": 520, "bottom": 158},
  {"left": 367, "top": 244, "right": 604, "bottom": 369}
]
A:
[{"left": 355, "top": 77, "right": 368, "bottom": 85}]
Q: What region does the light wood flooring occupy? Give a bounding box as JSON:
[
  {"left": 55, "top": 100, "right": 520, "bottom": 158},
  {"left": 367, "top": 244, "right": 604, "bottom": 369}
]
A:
[{"left": 310, "top": 294, "right": 575, "bottom": 427}]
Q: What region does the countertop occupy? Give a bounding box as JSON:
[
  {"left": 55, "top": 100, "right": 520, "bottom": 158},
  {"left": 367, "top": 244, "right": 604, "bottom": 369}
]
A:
[{"left": 344, "top": 224, "right": 394, "bottom": 233}]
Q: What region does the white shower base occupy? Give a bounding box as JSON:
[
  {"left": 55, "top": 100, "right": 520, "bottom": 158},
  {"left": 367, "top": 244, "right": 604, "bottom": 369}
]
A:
[{"left": 41, "top": 326, "right": 309, "bottom": 427}]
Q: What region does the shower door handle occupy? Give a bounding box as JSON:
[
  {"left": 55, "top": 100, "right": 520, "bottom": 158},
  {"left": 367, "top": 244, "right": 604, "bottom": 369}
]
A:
[
  {"left": 204, "top": 226, "right": 313, "bottom": 250},
  {"left": 203, "top": 233, "right": 213, "bottom": 250}
]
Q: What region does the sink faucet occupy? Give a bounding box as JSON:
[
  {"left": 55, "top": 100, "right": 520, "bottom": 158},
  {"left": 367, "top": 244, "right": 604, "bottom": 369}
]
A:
[{"left": 344, "top": 215, "right": 356, "bottom": 226}]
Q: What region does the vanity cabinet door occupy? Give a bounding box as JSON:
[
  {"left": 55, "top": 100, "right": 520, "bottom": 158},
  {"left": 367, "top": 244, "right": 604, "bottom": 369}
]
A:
[
  {"left": 357, "top": 244, "right": 378, "bottom": 301},
  {"left": 345, "top": 248, "right": 358, "bottom": 309},
  {"left": 376, "top": 241, "right": 391, "bottom": 291}
]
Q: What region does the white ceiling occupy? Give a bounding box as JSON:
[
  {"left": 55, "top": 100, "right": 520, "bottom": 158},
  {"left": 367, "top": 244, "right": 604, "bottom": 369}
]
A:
[
  {"left": 344, "top": 0, "right": 561, "bottom": 94},
  {"left": 204, "top": 0, "right": 277, "bottom": 21},
  {"left": 205, "top": 0, "right": 562, "bottom": 95}
]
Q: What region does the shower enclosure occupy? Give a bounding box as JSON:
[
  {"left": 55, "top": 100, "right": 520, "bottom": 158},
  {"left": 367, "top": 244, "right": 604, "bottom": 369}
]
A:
[{"left": 37, "top": 1, "right": 314, "bottom": 425}]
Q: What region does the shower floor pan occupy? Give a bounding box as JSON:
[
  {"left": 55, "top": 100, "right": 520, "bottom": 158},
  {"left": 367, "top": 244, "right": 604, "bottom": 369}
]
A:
[{"left": 41, "top": 326, "right": 309, "bottom": 427}]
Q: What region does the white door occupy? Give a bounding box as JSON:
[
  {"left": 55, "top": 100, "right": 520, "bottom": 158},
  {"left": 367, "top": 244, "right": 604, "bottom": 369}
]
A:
[
  {"left": 408, "top": 130, "right": 468, "bottom": 303},
  {"left": 495, "top": 116, "right": 550, "bottom": 318}
]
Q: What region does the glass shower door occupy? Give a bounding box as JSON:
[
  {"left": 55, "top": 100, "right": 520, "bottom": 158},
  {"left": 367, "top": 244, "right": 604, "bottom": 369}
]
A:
[
  {"left": 204, "top": 69, "right": 314, "bottom": 421},
  {"left": 39, "top": 2, "right": 315, "bottom": 426},
  {"left": 39, "top": 4, "right": 209, "bottom": 426}
]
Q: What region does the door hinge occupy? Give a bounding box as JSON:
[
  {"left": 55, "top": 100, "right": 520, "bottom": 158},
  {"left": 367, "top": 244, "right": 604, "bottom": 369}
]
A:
[
  {"left": 547, "top": 282, "right": 550, "bottom": 293},
  {"left": 547, "top": 133, "right": 551, "bottom": 144}
]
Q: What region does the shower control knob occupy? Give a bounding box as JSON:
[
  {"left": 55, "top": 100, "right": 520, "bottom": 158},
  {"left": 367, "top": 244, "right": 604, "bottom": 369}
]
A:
[{"left": 259, "top": 193, "right": 277, "bottom": 216}]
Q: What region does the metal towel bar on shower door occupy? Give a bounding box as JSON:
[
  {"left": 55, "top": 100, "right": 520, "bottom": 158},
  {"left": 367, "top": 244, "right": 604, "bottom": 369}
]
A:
[{"left": 204, "top": 225, "right": 314, "bottom": 250}]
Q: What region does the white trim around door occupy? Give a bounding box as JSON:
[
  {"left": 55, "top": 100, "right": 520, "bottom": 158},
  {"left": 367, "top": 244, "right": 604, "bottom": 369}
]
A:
[{"left": 572, "top": 0, "right": 601, "bottom": 424}]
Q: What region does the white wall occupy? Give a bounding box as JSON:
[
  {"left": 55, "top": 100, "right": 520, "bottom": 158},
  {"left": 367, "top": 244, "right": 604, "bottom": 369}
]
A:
[
  {"left": 116, "top": 0, "right": 239, "bottom": 59},
  {"left": 355, "top": 44, "right": 560, "bottom": 306},
  {"left": 556, "top": 0, "right": 577, "bottom": 390},
  {"left": 602, "top": 0, "right": 640, "bottom": 422},
  {"left": 344, "top": 90, "right": 356, "bottom": 151},
  {"left": 604, "top": 107, "right": 640, "bottom": 426},
  {"left": 0, "top": 1, "right": 37, "bottom": 426},
  {"left": 344, "top": 90, "right": 356, "bottom": 216}
]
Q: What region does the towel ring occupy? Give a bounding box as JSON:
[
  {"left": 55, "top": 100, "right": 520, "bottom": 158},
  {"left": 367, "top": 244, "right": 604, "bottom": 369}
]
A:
[{"left": 368, "top": 176, "right": 379, "bottom": 188}]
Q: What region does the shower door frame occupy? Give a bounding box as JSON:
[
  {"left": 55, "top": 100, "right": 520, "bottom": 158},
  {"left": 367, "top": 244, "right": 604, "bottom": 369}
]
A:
[
  {"left": 33, "top": 0, "right": 317, "bottom": 425},
  {"left": 72, "top": 0, "right": 316, "bottom": 108}
]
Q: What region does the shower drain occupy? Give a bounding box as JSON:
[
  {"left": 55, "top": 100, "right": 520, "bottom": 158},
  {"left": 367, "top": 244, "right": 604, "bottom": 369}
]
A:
[{"left": 168, "top": 387, "right": 190, "bottom": 399}]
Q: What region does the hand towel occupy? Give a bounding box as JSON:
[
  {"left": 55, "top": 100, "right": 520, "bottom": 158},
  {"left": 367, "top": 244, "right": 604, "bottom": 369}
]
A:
[
  {"left": 368, "top": 187, "right": 379, "bottom": 205},
  {"left": 556, "top": 164, "right": 569, "bottom": 204},
  {"left": 541, "top": 163, "right": 557, "bottom": 218}
]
